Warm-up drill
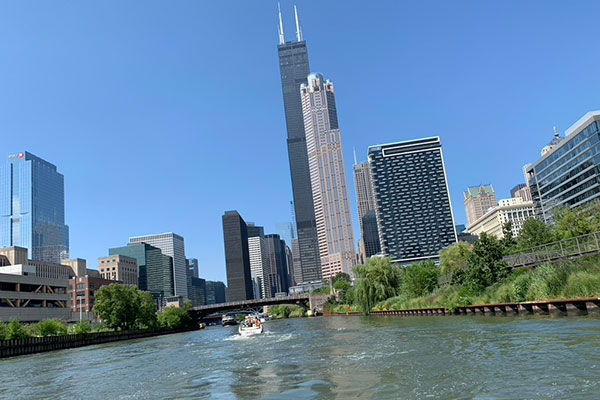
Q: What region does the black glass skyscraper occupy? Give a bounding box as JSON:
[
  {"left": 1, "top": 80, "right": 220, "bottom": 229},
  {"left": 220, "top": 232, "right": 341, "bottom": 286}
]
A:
[
  {"left": 222, "top": 210, "right": 253, "bottom": 301},
  {"left": 277, "top": 5, "right": 321, "bottom": 282}
]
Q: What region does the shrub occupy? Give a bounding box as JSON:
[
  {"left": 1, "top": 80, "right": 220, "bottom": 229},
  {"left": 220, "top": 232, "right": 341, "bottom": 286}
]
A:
[
  {"left": 402, "top": 261, "right": 440, "bottom": 298},
  {"left": 158, "top": 307, "right": 193, "bottom": 330},
  {"left": 36, "top": 319, "right": 67, "bottom": 337},
  {"left": 563, "top": 272, "right": 600, "bottom": 298},
  {"left": 6, "top": 320, "right": 31, "bottom": 340},
  {"left": 0, "top": 322, "right": 7, "bottom": 340},
  {"left": 289, "top": 307, "right": 306, "bottom": 318},
  {"left": 73, "top": 320, "right": 92, "bottom": 335}
]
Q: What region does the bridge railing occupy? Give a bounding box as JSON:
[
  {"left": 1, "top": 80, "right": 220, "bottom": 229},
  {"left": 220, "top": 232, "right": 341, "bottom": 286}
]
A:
[
  {"left": 504, "top": 231, "right": 600, "bottom": 269},
  {"left": 192, "top": 294, "right": 310, "bottom": 311}
]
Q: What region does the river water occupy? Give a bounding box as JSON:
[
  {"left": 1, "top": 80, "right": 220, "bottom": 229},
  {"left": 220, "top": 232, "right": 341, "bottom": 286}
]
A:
[{"left": 1, "top": 315, "right": 599, "bottom": 399}]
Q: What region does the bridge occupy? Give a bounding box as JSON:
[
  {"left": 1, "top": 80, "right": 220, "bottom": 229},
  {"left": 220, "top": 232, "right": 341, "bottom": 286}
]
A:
[
  {"left": 189, "top": 294, "right": 330, "bottom": 320},
  {"left": 504, "top": 231, "right": 600, "bottom": 270}
]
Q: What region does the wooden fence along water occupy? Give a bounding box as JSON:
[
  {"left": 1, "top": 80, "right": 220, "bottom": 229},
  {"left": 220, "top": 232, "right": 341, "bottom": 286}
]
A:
[{"left": 0, "top": 328, "right": 194, "bottom": 359}]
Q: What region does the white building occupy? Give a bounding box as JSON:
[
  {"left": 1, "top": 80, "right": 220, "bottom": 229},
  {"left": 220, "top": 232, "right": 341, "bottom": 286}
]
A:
[
  {"left": 301, "top": 73, "right": 357, "bottom": 279},
  {"left": 467, "top": 197, "right": 535, "bottom": 239}
]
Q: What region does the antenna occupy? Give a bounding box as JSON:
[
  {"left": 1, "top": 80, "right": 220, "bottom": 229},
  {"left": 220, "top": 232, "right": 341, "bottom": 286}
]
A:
[
  {"left": 294, "top": 5, "right": 303, "bottom": 41},
  {"left": 553, "top": 126, "right": 559, "bottom": 137},
  {"left": 278, "top": 3, "right": 285, "bottom": 45},
  {"left": 353, "top": 148, "right": 358, "bottom": 165}
]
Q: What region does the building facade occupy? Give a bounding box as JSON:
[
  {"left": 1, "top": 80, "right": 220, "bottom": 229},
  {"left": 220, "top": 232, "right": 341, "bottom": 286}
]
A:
[
  {"left": 0, "top": 152, "right": 69, "bottom": 264},
  {"left": 109, "top": 243, "right": 174, "bottom": 301},
  {"left": 206, "top": 280, "right": 227, "bottom": 305},
  {"left": 263, "top": 234, "right": 289, "bottom": 297},
  {"left": 222, "top": 211, "right": 253, "bottom": 301},
  {"left": 369, "top": 137, "right": 457, "bottom": 264},
  {"left": 467, "top": 197, "right": 535, "bottom": 239},
  {"left": 277, "top": 6, "right": 321, "bottom": 284},
  {"left": 188, "top": 258, "right": 199, "bottom": 279},
  {"left": 129, "top": 233, "right": 187, "bottom": 300},
  {"left": 301, "top": 73, "right": 357, "bottom": 279},
  {"left": 247, "top": 224, "right": 268, "bottom": 299},
  {"left": 98, "top": 255, "right": 138, "bottom": 286},
  {"left": 189, "top": 277, "right": 206, "bottom": 307},
  {"left": 464, "top": 185, "right": 498, "bottom": 227},
  {"left": 70, "top": 275, "right": 119, "bottom": 319},
  {"left": 526, "top": 111, "right": 600, "bottom": 222},
  {"left": 354, "top": 159, "right": 381, "bottom": 261}
]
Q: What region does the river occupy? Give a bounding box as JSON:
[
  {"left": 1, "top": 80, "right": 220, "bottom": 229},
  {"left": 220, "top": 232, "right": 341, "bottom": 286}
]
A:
[{"left": 1, "top": 315, "right": 599, "bottom": 399}]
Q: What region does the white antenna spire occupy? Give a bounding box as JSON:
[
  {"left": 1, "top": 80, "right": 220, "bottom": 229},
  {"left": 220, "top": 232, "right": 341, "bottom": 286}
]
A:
[
  {"left": 294, "top": 5, "right": 303, "bottom": 41},
  {"left": 353, "top": 148, "right": 358, "bottom": 165},
  {"left": 553, "top": 126, "right": 559, "bottom": 137},
  {"left": 278, "top": 3, "right": 286, "bottom": 45}
]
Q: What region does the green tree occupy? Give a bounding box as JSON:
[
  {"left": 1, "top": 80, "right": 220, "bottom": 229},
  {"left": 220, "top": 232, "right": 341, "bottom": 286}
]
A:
[
  {"left": 353, "top": 257, "right": 401, "bottom": 314},
  {"left": 333, "top": 272, "right": 352, "bottom": 303},
  {"left": 36, "top": 319, "right": 67, "bottom": 337},
  {"left": 0, "top": 322, "right": 7, "bottom": 340},
  {"left": 183, "top": 300, "right": 194, "bottom": 310},
  {"left": 94, "top": 284, "right": 157, "bottom": 331},
  {"left": 401, "top": 261, "right": 440, "bottom": 297},
  {"left": 553, "top": 204, "right": 596, "bottom": 240},
  {"left": 6, "top": 320, "right": 30, "bottom": 339},
  {"left": 516, "top": 218, "right": 554, "bottom": 251},
  {"left": 158, "top": 307, "right": 193, "bottom": 329},
  {"left": 440, "top": 242, "right": 472, "bottom": 284},
  {"left": 73, "top": 320, "right": 92, "bottom": 335},
  {"left": 501, "top": 221, "right": 517, "bottom": 251},
  {"left": 465, "top": 233, "right": 508, "bottom": 291}
]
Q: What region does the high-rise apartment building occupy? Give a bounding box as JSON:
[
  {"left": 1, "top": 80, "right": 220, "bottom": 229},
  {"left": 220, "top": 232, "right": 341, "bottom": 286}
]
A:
[
  {"left": 464, "top": 185, "right": 498, "bottom": 227},
  {"left": 369, "top": 137, "right": 457, "bottom": 264},
  {"left": 301, "top": 73, "right": 356, "bottom": 279},
  {"left": 222, "top": 211, "right": 253, "bottom": 301},
  {"left": 129, "top": 233, "right": 187, "bottom": 300},
  {"left": 354, "top": 159, "right": 381, "bottom": 261},
  {"left": 526, "top": 111, "right": 600, "bottom": 222},
  {"left": 277, "top": 6, "right": 321, "bottom": 283},
  {"left": 98, "top": 255, "right": 138, "bottom": 286},
  {"left": 0, "top": 152, "right": 69, "bottom": 264},
  {"left": 109, "top": 243, "right": 174, "bottom": 299}
]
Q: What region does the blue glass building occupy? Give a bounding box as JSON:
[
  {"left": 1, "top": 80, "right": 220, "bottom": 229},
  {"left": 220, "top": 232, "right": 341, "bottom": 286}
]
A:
[
  {"left": 0, "top": 152, "right": 69, "bottom": 263},
  {"left": 526, "top": 111, "right": 600, "bottom": 222}
]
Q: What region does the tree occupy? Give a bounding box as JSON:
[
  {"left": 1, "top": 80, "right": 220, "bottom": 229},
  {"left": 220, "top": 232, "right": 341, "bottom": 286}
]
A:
[
  {"left": 465, "top": 233, "right": 507, "bottom": 291},
  {"left": 158, "top": 307, "right": 193, "bottom": 330},
  {"left": 353, "top": 258, "right": 401, "bottom": 314},
  {"left": 517, "top": 218, "right": 554, "bottom": 251},
  {"left": 73, "top": 320, "right": 92, "bottom": 335},
  {"left": 36, "top": 319, "right": 67, "bottom": 337},
  {"left": 553, "top": 204, "right": 597, "bottom": 240},
  {"left": 401, "top": 261, "right": 440, "bottom": 297},
  {"left": 440, "top": 242, "right": 473, "bottom": 284},
  {"left": 333, "top": 272, "right": 352, "bottom": 303},
  {"left": 501, "top": 221, "right": 517, "bottom": 251},
  {"left": 183, "top": 300, "right": 194, "bottom": 310},
  {"left": 94, "top": 284, "right": 157, "bottom": 331}
]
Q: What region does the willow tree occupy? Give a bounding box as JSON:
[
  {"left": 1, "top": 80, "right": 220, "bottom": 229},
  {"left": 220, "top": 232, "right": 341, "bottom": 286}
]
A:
[{"left": 353, "top": 257, "right": 400, "bottom": 314}]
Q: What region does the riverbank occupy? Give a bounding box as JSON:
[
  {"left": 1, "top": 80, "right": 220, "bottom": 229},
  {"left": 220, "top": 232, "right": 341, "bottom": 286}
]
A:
[{"left": 0, "top": 327, "right": 197, "bottom": 359}]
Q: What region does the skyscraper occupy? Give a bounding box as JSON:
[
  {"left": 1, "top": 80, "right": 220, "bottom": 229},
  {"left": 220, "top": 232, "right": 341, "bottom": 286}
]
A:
[
  {"left": 187, "top": 258, "right": 199, "bottom": 279},
  {"left": 277, "top": 5, "right": 321, "bottom": 283},
  {"left": 300, "top": 73, "right": 356, "bottom": 279},
  {"left": 354, "top": 158, "right": 381, "bottom": 261},
  {"left": 263, "top": 234, "right": 289, "bottom": 297},
  {"left": 222, "top": 211, "right": 253, "bottom": 301},
  {"left": 464, "top": 185, "right": 498, "bottom": 227},
  {"left": 0, "top": 152, "right": 69, "bottom": 263},
  {"left": 129, "top": 233, "right": 187, "bottom": 299},
  {"left": 247, "top": 223, "right": 268, "bottom": 299},
  {"left": 369, "top": 137, "right": 457, "bottom": 264}
]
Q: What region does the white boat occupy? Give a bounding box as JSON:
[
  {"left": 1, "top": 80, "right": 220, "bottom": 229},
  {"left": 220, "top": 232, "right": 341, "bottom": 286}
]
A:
[{"left": 238, "top": 315, "right": 263, "bottom": 336}]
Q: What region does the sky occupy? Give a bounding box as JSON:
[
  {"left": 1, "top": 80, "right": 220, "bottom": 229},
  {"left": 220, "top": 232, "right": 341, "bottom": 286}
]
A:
[{"left": 1, "top": 1, "right": 600, "bottom": 282}]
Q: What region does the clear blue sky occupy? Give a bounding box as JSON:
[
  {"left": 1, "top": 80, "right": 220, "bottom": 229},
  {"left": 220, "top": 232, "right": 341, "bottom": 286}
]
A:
[{"left": 2, "top": 1, "right": 599, "bottom": 282}]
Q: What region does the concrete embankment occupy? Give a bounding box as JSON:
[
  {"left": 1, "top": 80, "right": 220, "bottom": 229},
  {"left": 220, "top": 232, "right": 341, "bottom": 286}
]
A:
[
  {"left": 0, "top": 327, "right": 197, "bottom": 359},
  {"left": 370, "top": 298, "right": 600, "bottom": 317}
]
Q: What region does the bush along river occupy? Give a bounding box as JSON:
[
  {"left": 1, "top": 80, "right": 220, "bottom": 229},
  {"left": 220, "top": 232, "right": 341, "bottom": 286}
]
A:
[{"left": 1, "top": 315, "right": 599, "bottom": 399}]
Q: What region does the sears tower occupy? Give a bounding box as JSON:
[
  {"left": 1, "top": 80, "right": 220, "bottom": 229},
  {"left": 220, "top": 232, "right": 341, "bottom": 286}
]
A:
[{"left": 277, "top": 5, "right": 321, "bottom": 283}]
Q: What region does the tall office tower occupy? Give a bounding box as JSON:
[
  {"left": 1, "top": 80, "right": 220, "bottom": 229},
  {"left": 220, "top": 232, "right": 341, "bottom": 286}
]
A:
[
  {"left": 369, "top": 137, "right": 458, "bottom": 264},
  {"left": 285, "top": 244, "right": 295, "bottom": 287},
  {"left": 510, "top": 183, "right": 527, "bottom": 198},
  {"left": 300, "top": 73, "right": 357, "bottom": 279},
  {"left": 277, "top": 6, "right": 321, "bottom": 283},
  {"left": 129, "top": 233, "right": 187, "bottom": 300},
  {"left": 205, "top": 280, "right": 227, "bottom": 305},
  {"left": 222, "top": 211, "right": 253, "bottom": 301},
  {"left": 526, "top": 111, "right": 600, "bottom": 222},
  {"left": 187, "top": 258, "right": 199, "bottom": 279},
  {"left": 189, "top": 277, "right": 206, "bottom": 306},
  {"left": 354, "top": 158, "right": 380, "bottom": 261},
  {"left": 98, "top": 255, "right": 139, "bottom": 286},
  {"left": 0, "top": 152, "right": 69, "bottom": 263},
  {"left": 464, "top": 185, "right": 498, "bottom": 227},
  {"left": 263, "top": 234, "right": 290, "bottom": 296},
  {"left": 109, "top": 243, "right": 174, "bottom": 299},
  {"left": 247, "top": 224, "right": 268, "bottom": 299},
  {"left": 291, "top": 238, "right": 302, "bottom": 285}
]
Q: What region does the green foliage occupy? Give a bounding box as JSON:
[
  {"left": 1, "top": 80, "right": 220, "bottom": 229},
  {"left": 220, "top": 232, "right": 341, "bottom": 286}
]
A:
[
  {"left": 183, "top": 300, "right": 193, "bottom": 310},
  {"left": 289, "top": 307, "right": 306, "bottom": 318},
  {"left": 353, "top": 257, "right": 401, "bottom": 314},
  {"left": 73, "top": 320, "right": 92, "bottom": 335},
  {"left": 333, "top": 273, "right": 352, "bottom": 303},
  {"left": 268, "top": 305, "right": 306, "bottom": 319},
  {"left": 516, "top": 218, "right": 555, "bottom": 251},
  {"left": 94, "top": 284, "right": 158, "bottom": 331},
  {"left": 36, "top": 319, "right": 67, "bottom": 337},
  {"left": 6, "top": 320, "right": 31, "bottom": 340},
  {"left": 440, "top": 242, "right": 472, "bottom": 284},
  {"left": 158, "top": 307, "right": 193, "bottom": 330},
  {"left": 553, "top": 205, "right": 597, "bottom": 240},
  {"left": 0, "top": 322, "right": 7, "bottom": 340},
  {"left": 563, "top": 272, "right": 600, "bottom": 298},
  {"left": 401, "top": 261, "right": 440, "bottom": 298},
  {"left": 465, "top": 233, "right": 507, "bottom": 291},
  {"left": 501, "top": 221, "right": 517, "bottom": 251}
]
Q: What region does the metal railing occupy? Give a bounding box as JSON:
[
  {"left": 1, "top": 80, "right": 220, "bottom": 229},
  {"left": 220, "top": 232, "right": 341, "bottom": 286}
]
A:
[{"left": 504, "top": 231, "right": 600, "bottom": 269}]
